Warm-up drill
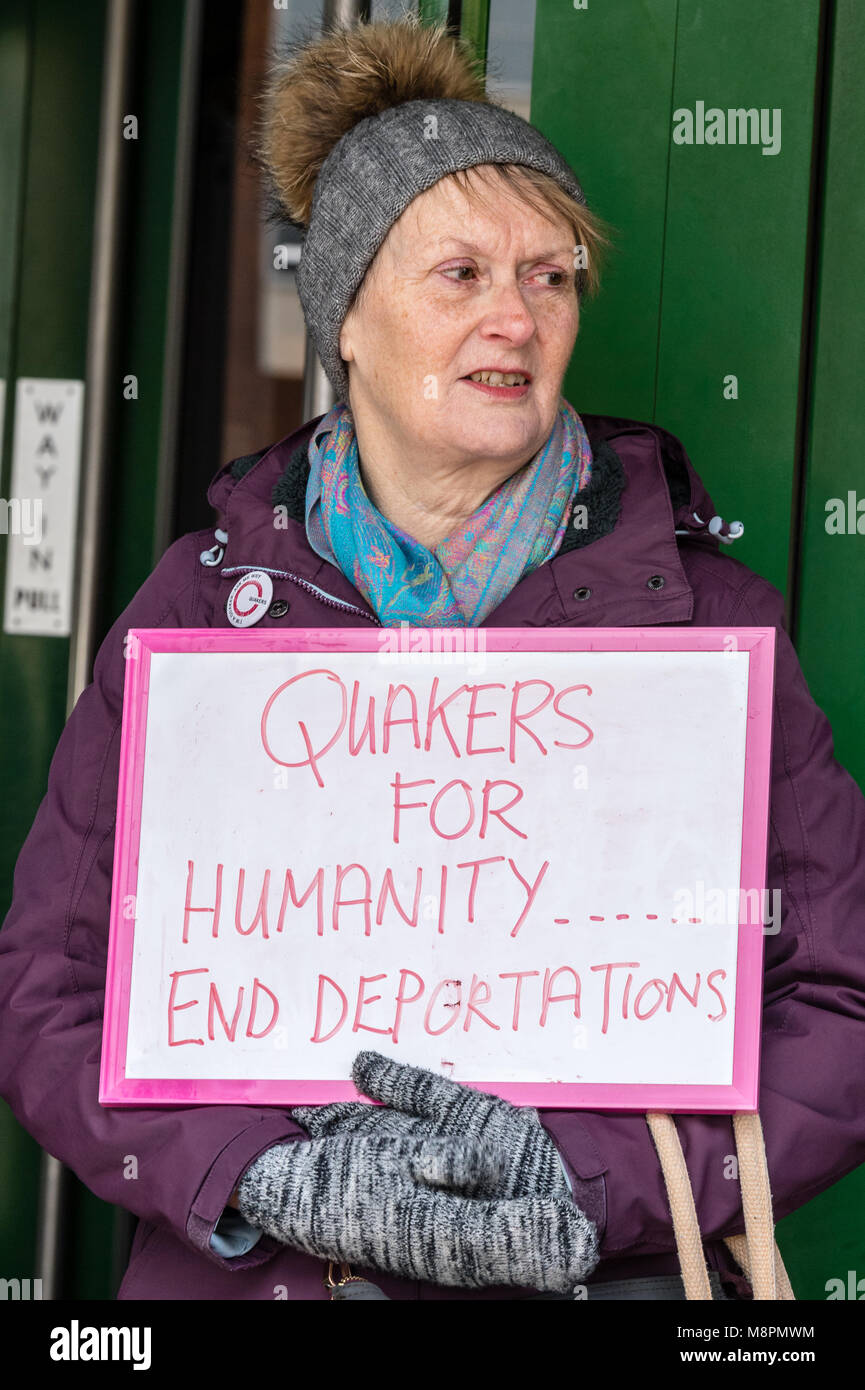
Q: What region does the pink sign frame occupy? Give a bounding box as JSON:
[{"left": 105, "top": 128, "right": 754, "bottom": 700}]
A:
[{"left": 100, "top": 625, "right": 776, "bottom": 1112}]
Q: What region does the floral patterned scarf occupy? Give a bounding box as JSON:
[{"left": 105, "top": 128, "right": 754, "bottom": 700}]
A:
[{"left": 304, "top": 398, "right": 592, "bottom": 627}]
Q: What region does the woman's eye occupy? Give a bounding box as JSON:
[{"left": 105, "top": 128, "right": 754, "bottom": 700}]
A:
[{"left": 438, "top": 265, "right": 571, "bottom": 286}]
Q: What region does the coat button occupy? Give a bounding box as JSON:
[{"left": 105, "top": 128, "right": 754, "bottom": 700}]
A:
[
  {"left": 647, "top": 575, "right": 665, "bottom": 590},
  {"left": 573, "top": 586, "right": 592, "bottom": 601},
  {"left": 268, "top": 599, "right": 290, "bottom": 618}
]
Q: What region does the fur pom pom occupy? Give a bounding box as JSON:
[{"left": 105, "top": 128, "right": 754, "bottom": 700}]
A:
[{"left": 250, "top": 16, "right": 488, "bottom": 228}]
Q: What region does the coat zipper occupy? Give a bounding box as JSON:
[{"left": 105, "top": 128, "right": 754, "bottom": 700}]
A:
[{"left": 220, "top": 564, "right": 381, "bottom": 625}]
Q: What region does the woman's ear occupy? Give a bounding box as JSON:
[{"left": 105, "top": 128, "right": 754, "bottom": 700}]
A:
[{"left": 339, "top": 306, "right": 356, "bottom": 366}]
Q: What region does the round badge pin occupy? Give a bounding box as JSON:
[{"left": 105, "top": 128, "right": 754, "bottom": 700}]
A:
[{"left": 226, "top": 570, "right": 274, "bottom": 627}]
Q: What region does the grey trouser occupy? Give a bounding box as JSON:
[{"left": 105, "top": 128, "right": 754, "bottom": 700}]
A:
[
  {"left": 333, "top": 1270, "right": 740, "bottom": 1299},
  {"left": 528, "top": 1271, "right": 737, "bottom": 1300}
]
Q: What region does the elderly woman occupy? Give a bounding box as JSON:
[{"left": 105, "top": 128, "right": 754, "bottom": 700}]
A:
[{"left": 2, "top": 17, "right": 865, "bottom": 1304}]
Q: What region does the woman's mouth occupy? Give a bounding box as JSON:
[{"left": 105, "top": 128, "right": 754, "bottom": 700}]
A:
[{"left": 460, "top": 370, "right": 531, "bottom": 399}]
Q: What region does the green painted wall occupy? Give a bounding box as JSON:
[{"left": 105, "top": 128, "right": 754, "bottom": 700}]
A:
[
  {"left": 0, "top": 0, "right": 41, "bottom": 1295},
  {"left": 0, "top": 0, "right": 109, "bottom": 1296},
  {"left": 796, "top": 0, "right": 865, "bottom": 787},
  {"left": 777, "top": 0, "right": 865, "bottom": 1301},
  {"left": 531, "top": 0, "right": 819, "bottom": 598}
]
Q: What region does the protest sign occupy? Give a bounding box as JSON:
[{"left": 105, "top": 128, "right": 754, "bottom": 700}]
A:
[{"left": 99, "top": 625, "right": 775, "bottom": 1110}]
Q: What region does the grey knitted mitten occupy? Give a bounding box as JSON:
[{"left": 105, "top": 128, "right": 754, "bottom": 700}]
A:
[
  {"left": 291, "top": 1050, "right": 570, "bottom": 1200},
  {"left": 235, "top": 1132, "right": 598, "bottom": 1292}
]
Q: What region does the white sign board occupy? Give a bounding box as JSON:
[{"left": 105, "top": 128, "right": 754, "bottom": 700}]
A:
[{"left": 100, "top": 626, "right": 775, "bottom": 1111}]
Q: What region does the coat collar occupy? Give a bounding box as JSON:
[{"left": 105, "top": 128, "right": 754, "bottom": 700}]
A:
[{"left": 205, "top": 411, "right": 739, "bottom": 628}]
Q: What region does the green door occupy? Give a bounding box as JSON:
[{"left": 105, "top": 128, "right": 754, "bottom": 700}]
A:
[{"left": 0, "top": 0, "right": 188, "bottom": 1299}]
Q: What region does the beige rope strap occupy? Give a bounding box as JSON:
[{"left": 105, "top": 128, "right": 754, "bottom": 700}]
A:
[
  {"left": 726, "top": 1112, "right": 795, "bottom": 1300},
  {"left": 730, "top": 1111, "right": 775, "bottom": 1298},
  {"left": 646, "top": 1112, "right": 713, "bottom": 1300},
  {"left": 724, "top": 1233, "right": 796, "bottom": 1301},
  {"left": 646, "top": 1109, "right": 796, "bottom": 1301}
]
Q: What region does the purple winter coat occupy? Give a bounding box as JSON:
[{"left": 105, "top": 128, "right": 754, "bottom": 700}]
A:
[{"left": 2, "top": 409, "right": 865, "bottom": 1301}]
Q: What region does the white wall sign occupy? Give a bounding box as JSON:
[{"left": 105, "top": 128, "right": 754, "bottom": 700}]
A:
[{"left": 3, "top": 378, "right": 84, "bottom": 637}]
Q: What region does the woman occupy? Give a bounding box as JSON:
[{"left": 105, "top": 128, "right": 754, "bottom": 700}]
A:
[{"left": 2, "top": 17, "right": 865, "bottom": 1302}]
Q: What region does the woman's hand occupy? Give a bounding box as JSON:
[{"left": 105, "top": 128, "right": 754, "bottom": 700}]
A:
[
  {"left": 235, "top": 1132, "right": 597, "bottom": 1292},
  {"left": 290, "top": 1050, "right": 572, "bottom": 1201}
]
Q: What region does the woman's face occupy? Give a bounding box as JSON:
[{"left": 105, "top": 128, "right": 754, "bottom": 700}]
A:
[{"left": 338, "top": 169, "right": 580, "bottom": 472}]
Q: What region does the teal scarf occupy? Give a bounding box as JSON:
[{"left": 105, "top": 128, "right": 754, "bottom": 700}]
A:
[{"left": 305, "top": 398, "right": 592, "bottom": 626}]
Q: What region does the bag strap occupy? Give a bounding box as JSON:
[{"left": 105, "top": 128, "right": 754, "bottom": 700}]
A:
[
  {"left": 646, "top": 1112, "right": 714, "bottom": 1299},
  {"left": 645, "top": 1109, "right": 795, "bottom": 1301},
  {"left": 724, "top": 1232, "right": 795, "bottom": 1300}
]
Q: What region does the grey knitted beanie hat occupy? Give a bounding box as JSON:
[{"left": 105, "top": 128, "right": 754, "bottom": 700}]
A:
[{"left": 255, "top": 18, "right": 589, "bottom": 403}]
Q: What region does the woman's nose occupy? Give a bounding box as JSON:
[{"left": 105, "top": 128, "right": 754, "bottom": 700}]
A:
[{"left": 475, "top": 280, "right": 536, "bottom": 344}]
